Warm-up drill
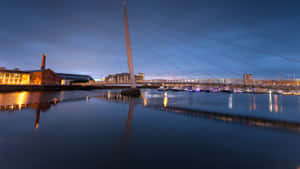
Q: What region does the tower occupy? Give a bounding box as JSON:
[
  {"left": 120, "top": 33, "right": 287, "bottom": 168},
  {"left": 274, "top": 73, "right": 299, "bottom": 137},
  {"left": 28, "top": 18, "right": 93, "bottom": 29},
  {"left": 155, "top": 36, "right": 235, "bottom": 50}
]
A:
[
  {"left": 41, "top": 53, "right": 46, "bottom": 71},
  {"left": 123, "top": 0, "right": 136, "bottom": 88}
]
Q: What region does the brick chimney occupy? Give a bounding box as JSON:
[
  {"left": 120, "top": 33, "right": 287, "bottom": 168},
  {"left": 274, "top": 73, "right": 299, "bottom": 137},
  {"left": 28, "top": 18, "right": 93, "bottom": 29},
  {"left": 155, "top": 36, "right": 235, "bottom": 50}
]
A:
[{"left": 41, "top": 53, "right": 46, "bottom": 70}]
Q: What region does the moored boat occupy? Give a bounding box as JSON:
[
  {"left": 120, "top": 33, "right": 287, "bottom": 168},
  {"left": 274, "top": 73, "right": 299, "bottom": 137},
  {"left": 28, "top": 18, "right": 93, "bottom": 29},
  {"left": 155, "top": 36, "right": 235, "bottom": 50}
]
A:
[
  {"left": 170, "top": 87, "right": 182, "bottom": 92},
  {"left": 158, "top": 86, "right": 167, "bottom": 91},
  {"left": 233, "top": 88, "right": 243, "bottom": 93},
  {"left": 221, "top": 86, "right": 232, "bottom": 93},
  {"left": 210, "top": 88, "right": 219, "bottom": 93}
]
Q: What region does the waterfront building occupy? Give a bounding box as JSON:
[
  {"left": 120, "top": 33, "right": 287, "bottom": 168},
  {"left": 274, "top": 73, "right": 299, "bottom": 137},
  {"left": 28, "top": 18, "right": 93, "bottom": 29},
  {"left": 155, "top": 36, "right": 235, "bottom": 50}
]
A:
[
  {"left": 243, "top": 73, "right": 254, "bottom": 85},
  {"left": 135, "top": 73, "right": 144, "bottom": 82},
  {"left": 0, "top": 68, "right": 62, "bottom": 85},
  {"left": 104, "top": 72, "right": 144, "bottom": 83},
  {"left": 243, "top": 73, "right": 300, "bottom": 86},
  {"left": 0, "top": 69, "right": 31, "bottom": 85},
  {"left": 0, "top": 54, "right": 94, "bottom": 85},
  {"left": 255, "top": 79, "right": 300, "bottom": 86},
  {"left": 58, "top": 73, "right": 94, "bottom": 85},
  {"left": 0, "top": 66, "right": 61, "bottom": 86}
]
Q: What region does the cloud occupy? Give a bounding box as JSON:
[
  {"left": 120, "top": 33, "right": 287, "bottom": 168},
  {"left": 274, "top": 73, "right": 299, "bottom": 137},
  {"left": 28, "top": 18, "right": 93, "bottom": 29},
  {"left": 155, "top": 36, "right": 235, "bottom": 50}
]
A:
[{"left": 0, "top": 0, "right": 299, "bottom": 79}]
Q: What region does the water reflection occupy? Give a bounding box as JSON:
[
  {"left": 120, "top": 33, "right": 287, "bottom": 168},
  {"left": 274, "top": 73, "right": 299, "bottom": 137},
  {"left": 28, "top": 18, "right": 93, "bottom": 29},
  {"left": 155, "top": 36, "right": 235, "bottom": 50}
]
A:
[
  {"left": 269, "top": 92, "right": 273, "bottom": 112},
  {"left": 123, "top": 98, "right": 135, "bottom": 147},
  {"left": 299, "top": 97, "right": 300, "bottom": 112},
  {"left": 228, "top": 94, "right": 232, "bottom": 109},
  {"left": 94, "top": 91, "right": 300, "bottom": 132},
  {"left": 35, "top": 107, "right": 40, "bottom": 129},
  {"left": 1, "top": 91, "right": 300, "bottom": 169},
  {"left": 32, "top": 102, "right": 57, "bottom": 129},
  {"left": 107, "top": 90, "right": 111, "bottom": 99},
  {"left": 163, "top": 92, "right": 168, "bottom": 108},
  {"left": 0, "top": 91, "right": 58, "bottom": 130},
  {"left": 249, "top": 95, "right": 256, "bottom": 112},
  {"left": 143, "top": 91, "right": 148, "bottom": 106},
  {"left": 274, "top": 94, "right": 278, "bottom": 113},
  {"left": 267, "top": 94, "right": 280, "bottom": 113},
  {"left": 253, "top": 95, "right": 256, "bottom": 111},
  {"left": 17, "top": 92, "right": 29, "bottom": 108},
  {"left": 59, "top": 91, "right": 64, "bottom": 102},
  {"left": 0, "top": 90, "right": 300, "bottom": 133}
]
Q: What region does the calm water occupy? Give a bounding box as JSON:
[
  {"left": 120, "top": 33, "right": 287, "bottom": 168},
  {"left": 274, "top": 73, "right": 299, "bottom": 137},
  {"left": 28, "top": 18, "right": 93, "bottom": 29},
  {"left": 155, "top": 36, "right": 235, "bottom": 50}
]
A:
[{"left": 1, "top": 89, "right": 300, "bottom": 169}]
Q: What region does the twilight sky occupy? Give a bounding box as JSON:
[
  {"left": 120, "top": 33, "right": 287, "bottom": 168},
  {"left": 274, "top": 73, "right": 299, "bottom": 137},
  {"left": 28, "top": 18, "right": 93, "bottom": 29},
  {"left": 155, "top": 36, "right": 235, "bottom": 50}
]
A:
[{"left": 0, "top": 0, "right": 300, "bottom": 80}]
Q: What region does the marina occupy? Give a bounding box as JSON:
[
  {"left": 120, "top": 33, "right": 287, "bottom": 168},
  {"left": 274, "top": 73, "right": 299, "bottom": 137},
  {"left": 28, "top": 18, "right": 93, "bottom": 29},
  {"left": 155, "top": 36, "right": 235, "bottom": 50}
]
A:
[
  {"left": 157, "top": 85, "right": 300, "bottom": 96},
  {"left": 1, "top": 89, "right": 300, "bottom": 169}
]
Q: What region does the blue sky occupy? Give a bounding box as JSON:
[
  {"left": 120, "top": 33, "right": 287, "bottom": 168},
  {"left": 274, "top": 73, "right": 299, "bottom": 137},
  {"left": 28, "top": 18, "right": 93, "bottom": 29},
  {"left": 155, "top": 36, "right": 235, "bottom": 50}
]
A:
[{"left": 0, "top": 0, "right": 299, "bottom": 80}]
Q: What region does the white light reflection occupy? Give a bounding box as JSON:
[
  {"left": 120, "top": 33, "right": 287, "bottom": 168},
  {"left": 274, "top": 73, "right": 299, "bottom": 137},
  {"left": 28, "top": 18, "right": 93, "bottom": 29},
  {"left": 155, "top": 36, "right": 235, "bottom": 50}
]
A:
[
  {"left": 228, "top": 94, "right": 232, "bottom": 109},
  {"left": 269, "top": 92, "right": 273, "bottom": 112},
  {"left": 59, "top": 91, "right": 64, "bottom": 102}
]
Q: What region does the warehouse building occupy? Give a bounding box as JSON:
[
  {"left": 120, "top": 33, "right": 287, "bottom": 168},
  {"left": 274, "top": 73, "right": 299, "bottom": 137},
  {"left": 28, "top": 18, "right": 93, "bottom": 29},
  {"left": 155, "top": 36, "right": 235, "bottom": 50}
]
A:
[{"left": 0, "top": 54, "right": 94, "bottom": 85}]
